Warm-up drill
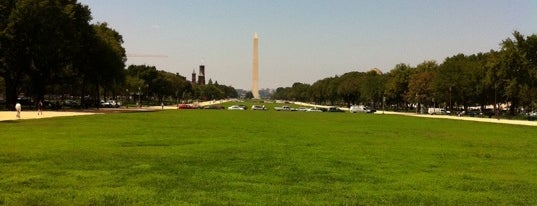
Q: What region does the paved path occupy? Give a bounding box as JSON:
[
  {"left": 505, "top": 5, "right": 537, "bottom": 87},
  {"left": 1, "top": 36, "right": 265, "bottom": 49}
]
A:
[
  {"left": 292, "top": 101, "right": 537, "bottom": 127},
  {"left": 0, "top": 110, "right": 97, "bottom": 121},
  {"left": 0, "top": 99, "right": 231, "bottom": 122},
  {"left": 379, "top": 110, "right": 537, "bottom": 127}
]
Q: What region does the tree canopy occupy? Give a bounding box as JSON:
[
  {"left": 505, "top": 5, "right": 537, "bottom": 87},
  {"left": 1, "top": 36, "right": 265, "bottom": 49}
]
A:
[
  {"left": 0, "top": 0, "right": 124, "bottom": 107},
  {"left": 0, "top": 0, "right": 237, "bottom": 108},
  {"left": 272, "top": 32, "right": 537, "bottom": 115}
]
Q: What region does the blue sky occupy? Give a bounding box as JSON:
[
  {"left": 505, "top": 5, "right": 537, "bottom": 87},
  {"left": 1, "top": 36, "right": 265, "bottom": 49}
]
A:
[{"left": 79, "top": 0, "right": 536, "bottom": 90}]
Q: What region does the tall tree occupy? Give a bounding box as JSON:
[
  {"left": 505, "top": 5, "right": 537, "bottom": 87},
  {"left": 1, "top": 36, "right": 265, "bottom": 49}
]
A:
[
  {"left": 384, "top": 63, "right": 412, "bottom": 110},
  {"left": 1, "top": 0, "right": 94, "bottom": 107},
  {"left": 89, "top": 23, "right": 126, "bottom": 99},
  {"left": 360, "top": 70, "right": 385, "bottom": 108},
  {"left": 337, "top": 72, "right": 362, "bottom": 107},
  {"left": 434, "top": 54, "right": 483, "bottom": 111},
  {"left": 498, "top": 31, "right": 535, "bottom": 114},
  {"left": 406, "top": 61, "right": 438, "bottom": 113}
]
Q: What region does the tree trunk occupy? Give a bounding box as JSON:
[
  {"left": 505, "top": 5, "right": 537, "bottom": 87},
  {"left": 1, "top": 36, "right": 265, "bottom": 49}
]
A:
[
  {"left": 509, "top": 98, "right": 518, "bottom": 116},
  {"left": 4, "top": 78, "right": 18, "bottom": 110}
]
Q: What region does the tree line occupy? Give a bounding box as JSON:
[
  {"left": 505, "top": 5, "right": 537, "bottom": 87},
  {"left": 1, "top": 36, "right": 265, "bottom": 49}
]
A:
[
  {"left": 273, "top": 32, "right": 537, "bottom": 115},
  {"left": 125, "top": 65, "right": 237, "bottom": 105},
  {"left": 0, "top": 0, "right": 237, "bottom": 108}
]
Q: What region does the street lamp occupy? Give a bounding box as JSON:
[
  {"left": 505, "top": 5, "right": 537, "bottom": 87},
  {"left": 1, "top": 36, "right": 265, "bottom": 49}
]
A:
[
  {"left": 145, "top": 84, "right": 149, "bottom": 106},
  {"left": 175, "top": 90, "right": 178, "bottom": 104},
  {"left": 449, "top": 87, "right": 452, "bottom": 113},
  {"left": 382, "top": 96, "right": 385, "bottom": 114},
  {"left": 126, "top": 89, "right": 129, "bottom": 108},
  {"left": 138, "top": 87, "right": 141, "bottom": 108},
  {"left": 415, "top": 93, "right": 419, "bottom": 114},
  {"left": 494, "top": 82, "right": 498, "bottom": 119}
]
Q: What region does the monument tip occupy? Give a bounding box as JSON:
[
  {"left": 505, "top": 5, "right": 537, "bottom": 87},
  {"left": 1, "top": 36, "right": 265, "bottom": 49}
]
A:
[{"left": 254, "top": 32, "right": 258, "bottom": 39}]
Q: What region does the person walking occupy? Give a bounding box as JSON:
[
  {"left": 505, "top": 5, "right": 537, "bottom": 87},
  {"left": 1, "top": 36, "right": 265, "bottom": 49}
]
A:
[
  {"left": 15, "top": 102, "right": 22, "bottom": 119},
  {"left": 37, "top": 100, "right": 43, "bottom": 116}
]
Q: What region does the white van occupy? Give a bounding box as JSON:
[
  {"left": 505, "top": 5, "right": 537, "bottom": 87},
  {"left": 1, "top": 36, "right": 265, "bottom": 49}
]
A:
[
  {"left": 350, "top": 105, "right": 374, "bottom": 113},
  {"left": 428, "top": 108, "right": 446, "bottom": 115}
]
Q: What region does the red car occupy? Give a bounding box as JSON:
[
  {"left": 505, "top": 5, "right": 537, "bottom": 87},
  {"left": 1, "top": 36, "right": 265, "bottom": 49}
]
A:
[{"left": 177, "top": 104, "right": 197, "bottom": 109}]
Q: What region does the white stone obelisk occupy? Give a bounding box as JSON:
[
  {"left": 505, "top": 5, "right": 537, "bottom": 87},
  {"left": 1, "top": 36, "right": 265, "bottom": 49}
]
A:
[{"left": 252, "top": 32, "right": 260, "bottom": 99}]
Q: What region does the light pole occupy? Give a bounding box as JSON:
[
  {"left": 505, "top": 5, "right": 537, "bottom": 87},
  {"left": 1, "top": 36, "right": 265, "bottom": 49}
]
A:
[
  {"left": 494, "top": 82, "right": 498, "bottom": 119},
  {"left": 449, "top": 87, "right": 452, "bottom": 114},
  {"left": 138, "top": 87, "right": 141, "bottom": 108},
  {"left": 382, "top": 96, "right": 385, "bottom": 114},
  {"left": 415, "top": 93, "right": 419, "bottom": 114},
  {"left": 126, "top": 89, "right": 129, "bottom": 108},
  {"left": 175, "top": 90, "right": 178, "bottom": 105},
  {"left": 145, "top": 84, "right": 149, "bottom": 106}
]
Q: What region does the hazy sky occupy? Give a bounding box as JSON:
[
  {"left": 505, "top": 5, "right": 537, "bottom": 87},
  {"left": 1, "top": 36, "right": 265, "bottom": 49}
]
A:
[{"left": 79, "top": 0, "right": 536, "bottom": 90}]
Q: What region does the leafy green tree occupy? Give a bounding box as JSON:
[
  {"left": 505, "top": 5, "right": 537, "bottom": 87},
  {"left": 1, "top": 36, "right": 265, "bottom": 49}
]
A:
[
  {"left": 326, "top": 77, "right": 341, "bottom": 105},
  {"left": 1, "top": 0, "right": 93, "bottom": 106},
  {"left": 384, "top": 63, "right": 412, "bottom": 110},
  {"left": 220, "top": 85, "right": 238, "bottom": 98},
  {"left": 91, "top": 23, "right": 126, "bottom": 98},
  {"left": 337, "top": 72, "right": 361, "bottom": 107},
  {"left": 360, "top": 70, "right": 385, "bottom": 108},
  {"left": 290, "top": 82, "right": 310, "bottom": 102},
  {"left": 308, "top": 77, "right": 340, "bottom": 105},
  {"left": 244, "top": 91, "right": 254, "bottom": 99},
  {"left": 433, "top": 54, "right": 484, "bottom": 111},
  {"left": 200, "top": 84, "right": 224, "bottom": 100},
  {"left": 309, "top": 80, "right": 323, "bottom": 104},
  {"left": 0, "top": 0, "right": 17, "bottom": 104},
  {"left": 406, "top": 61, "right": 438, "bottom": 112},
  {"left": 498, "top": 31, "right": 536, "bottom": 114}
]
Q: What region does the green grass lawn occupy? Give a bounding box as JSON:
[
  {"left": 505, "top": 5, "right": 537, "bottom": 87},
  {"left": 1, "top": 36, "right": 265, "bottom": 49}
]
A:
[{"left": 1, "top": 109, "right": 536, "bottom": 205}]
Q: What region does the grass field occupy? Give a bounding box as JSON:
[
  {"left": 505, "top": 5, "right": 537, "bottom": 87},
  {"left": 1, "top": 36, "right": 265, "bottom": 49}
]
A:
[{"left": 1, "top": 109, "right": 536, "bottom": 205}]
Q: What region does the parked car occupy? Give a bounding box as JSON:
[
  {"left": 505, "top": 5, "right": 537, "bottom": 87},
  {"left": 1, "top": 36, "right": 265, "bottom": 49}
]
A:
[
  {"left": 228, "top": 105, "right": 245, "bottom": 110},
  {"left": 101, "top": 100, "right": 120, "bottom": 108},
  {"left": 297, "top": 107, "right": 309, "bottom": 112},
  {"left": 528, "top": 111, "right": 536, "bottom": 121},
  {"left": 349, "top": 105, "right": 374, "bottom": 113},
  {"left": 427, "top": 108, "right": 446, "bottom": 115},
  {"left": 306, "top": 108, "right": 323, "bottom": 112},
  {"left": 251, "top": 105, "right": 266, "bottom": 110},
  {"left": 326, "top": 106, "right": 344, "bottom": 112},
  {"left": 238, "top": 105, "right": 248, "bottom": 110},
  {"left": 63, "top": 100, "right": 80, "bottom": 108},
  {"left": 178, "top": 104, "right": 197, "bottom": 109},
  {"left": 203, "top": 105, "right": 225, "bottom": 110},
  {"left": 274, "top": 105, "right": 296, "bottom": 111}
]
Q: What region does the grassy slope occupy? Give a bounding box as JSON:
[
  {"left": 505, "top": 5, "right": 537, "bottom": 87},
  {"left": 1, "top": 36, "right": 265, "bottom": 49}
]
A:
[{"left": 1, "top": 110, "right": 536, "bottom": 205}]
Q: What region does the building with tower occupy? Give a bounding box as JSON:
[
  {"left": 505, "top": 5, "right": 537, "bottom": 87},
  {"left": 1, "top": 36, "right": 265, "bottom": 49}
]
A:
[
  {"left": 191, "top": 69, "right": 197, "bottom": 85},
  {"left": 197, "top": 65, "right": 206, "bottom": 85},
  {"left": 191, "top": 65, "right": 206, "bottom": 85}
]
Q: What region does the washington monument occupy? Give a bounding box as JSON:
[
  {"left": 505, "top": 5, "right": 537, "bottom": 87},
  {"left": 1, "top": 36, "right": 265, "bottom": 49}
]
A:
[{"left": 252, "top": 32, "right": 260, "bottom": 99}]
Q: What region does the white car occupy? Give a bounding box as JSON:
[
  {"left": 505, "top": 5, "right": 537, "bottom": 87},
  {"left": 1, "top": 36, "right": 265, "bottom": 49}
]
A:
[
  {"left": 297, "top": 107, "right": 309, "bottom": 112},
  {"left": 349, "top": 105, "right": 374, "bottom": 113},
  {"left": 251, "top": 105, "right": 266, "bottom": 110},
  {"left": 306, "top": 108, "right": 323, "bottom": 112},
  {"left": 228, "top": 105, "right": 245, "bottom": 110},
  {"left": 101, "top": 100, "right": 121, "bottom": 108}
]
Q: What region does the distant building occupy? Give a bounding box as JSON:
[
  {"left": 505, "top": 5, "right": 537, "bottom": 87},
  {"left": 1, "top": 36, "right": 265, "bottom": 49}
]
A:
[
  {"left": 198, "top": 65, "right": 206, "bottom": 85},
  {"left": 191, "top": 70, "right": 196, "bottom": 85},
  {"left": 191, "top": 65, "right": 206, "bottom": 85}
]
